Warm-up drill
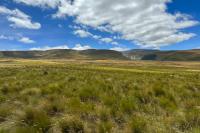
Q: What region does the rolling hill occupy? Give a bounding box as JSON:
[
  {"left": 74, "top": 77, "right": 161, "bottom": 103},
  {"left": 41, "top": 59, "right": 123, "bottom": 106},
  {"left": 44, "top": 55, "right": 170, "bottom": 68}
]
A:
[
  {"left": 123, "top": 49, "right": 200, "bottom": 61},
  {"left": 0, "top": 49, "right": 128, "bottom": 60},
  {"left": 0, "top": 49, "right": 200, "bottom": 61}
]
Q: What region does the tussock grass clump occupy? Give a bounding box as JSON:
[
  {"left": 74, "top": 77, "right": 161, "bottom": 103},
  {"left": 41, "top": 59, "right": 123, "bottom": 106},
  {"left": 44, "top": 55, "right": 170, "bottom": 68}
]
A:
[
  {"left": 59, "top": 117, "right": 84, "bottom": 133},
  {"left": 177, "top": 109, "right": 200, "bottom": 132},
  {"left": 43, "top": 100, "right": 66, "bottom": 116},
  {"left": 128, "top": 115, "right": 147, "bottom": 133},
  {"left": 0, "top": 84, "right": 9, "bottom": 95},
  {"left": 98, "top": 121, "right": 113, "bottom": 133},
  {"left": 159, "top": 97, "right": 177, "bottom": 112},
  {"left": 99, "top": 108, "right": 110, "bottom": 122},
  {"left": 119, "top": 97, "right": 137, "bottom": 115},
  {"left": 11, "top": 126, "right": 36, "bottom": 133},
  {"left": 19, "top": 107, "right": 51, "bottom": 132},
  {"left": 67, "top": 98, "right": 82, "bottom": 113},
  {"left": 79, "top": 87, "right": 99, "bottom": 102},
  {"left": 0, "top": 105, "right": 11, "bottom": 123},
  {"left": 20, "top": 88, "right": 41, "bottom": 96},
  {"left": 41, "top": 95, "right": 67, "bottom": 116}
]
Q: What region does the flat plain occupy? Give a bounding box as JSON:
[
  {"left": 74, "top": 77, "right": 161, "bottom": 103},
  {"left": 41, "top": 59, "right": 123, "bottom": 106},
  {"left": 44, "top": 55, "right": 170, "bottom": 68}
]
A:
[{"left": 0, "top": 59, "right": 200, "bottom": 133}]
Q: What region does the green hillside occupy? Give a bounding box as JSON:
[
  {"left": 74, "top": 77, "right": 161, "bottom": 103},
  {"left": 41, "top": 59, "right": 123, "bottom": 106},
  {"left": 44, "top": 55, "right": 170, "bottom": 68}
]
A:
[
  {"left": 1, "top": 49, "right": 200, "bottom": 61},
  {"left": 124, "top": 49, "right": 200, "bottom": 61},
  {"left": 0, "top": 49, "right": 128, "bottom": 60}
]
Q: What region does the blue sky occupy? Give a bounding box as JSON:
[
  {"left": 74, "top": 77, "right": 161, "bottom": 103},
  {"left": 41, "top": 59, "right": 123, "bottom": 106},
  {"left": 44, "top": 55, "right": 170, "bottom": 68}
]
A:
[{"left": 0, "top": 0, "right": 199, "bottom": 51}]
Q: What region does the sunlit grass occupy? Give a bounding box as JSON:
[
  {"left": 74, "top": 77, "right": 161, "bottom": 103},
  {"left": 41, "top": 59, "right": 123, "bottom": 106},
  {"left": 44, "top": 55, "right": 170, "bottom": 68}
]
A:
[{"left": 0, "top": 59, "right": 199, "bottom": 132}]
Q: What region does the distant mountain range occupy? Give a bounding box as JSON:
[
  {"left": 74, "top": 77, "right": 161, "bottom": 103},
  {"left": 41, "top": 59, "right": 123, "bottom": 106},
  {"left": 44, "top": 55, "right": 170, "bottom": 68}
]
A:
[
  {"left": 0, "top": 49, "right": 200, "bottom": 61},
  {"left": 124, "top": 49, "right": 200, "bottom": 61},
  {"left": 0, "top": 49, "right": 128, "bottom": 60}
]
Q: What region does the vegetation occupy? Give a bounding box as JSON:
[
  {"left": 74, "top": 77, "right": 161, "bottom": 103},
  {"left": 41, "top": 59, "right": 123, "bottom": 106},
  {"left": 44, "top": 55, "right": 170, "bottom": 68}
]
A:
[
  {"left": 124, "top": 49, "right": 200, "bottom": 61},
  {"left": 0, "top": 49, "right": 128, "bottom": 60},
  {"left": 1, "top": 49, "right": 200, "bottom": 61},
  {"left": 0, "top": 59, "right": 199, "bottom": 133}
]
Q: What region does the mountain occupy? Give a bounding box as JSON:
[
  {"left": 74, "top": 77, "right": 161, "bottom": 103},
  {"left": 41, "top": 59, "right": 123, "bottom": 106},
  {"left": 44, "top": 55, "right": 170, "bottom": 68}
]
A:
[
  {"left": 123, "top": 49, "right": 159, "bottom": 60},
  {"left": 0, "top": 49, "right": 200, "bottom": 61},
  {"left": 124, "top": 49, "right": 200, "bottom": 61},
  {"left": 0, "top": 49, "right": 128, "bottom": 60}
]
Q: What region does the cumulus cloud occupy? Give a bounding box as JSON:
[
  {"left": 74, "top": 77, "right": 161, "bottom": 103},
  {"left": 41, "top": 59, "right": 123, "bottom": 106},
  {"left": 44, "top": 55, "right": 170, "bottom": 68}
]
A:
[
  {"left": 111, "top": 42, "right": 119, "bottom": 45},
  {"left": 73, "top": 29, "right": 119, "bottom": 45},
  {"left": 72, "top": 44, "right": 91, "bottom": 50},
  {"left": 19, "top": 37, "right": 35, "bottom": 43},
  {"left": 100, "top": 38, "right": 113, "bottom": 43},
  {"left": 73, "top": 29, "right": 92, "bottom": 38},
  {"left": 30, "top": 45, "right": 69, "bottom": 51},
  {"left": 100, "top": 37, "right": 119, "bottom": 45},
  {"left": 0, "top": 6, "right": 41, "bottom": 29},
  {"left": 0, "top": 35, "right": 14, "bottom": 40},
  {"left": 14, "top": 0, "right": 61, "bottom": 8},
  {"left": 30, "top": 44, "right": 91, "bottom": 51},
  {"left": 110, "top": 47, "right": 129, "bottom": 51},
  {"left": 13, "top": 0, "right": 199, "bottom": 48},
  {"left": 0, "top": 34, "right": 35, "bottom": 44}
]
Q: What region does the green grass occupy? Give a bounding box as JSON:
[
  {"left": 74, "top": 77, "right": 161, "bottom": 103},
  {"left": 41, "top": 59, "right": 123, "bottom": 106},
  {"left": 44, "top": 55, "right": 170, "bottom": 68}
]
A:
[{"left": 0, "top": 60, "right": 199, "bottom": 133}]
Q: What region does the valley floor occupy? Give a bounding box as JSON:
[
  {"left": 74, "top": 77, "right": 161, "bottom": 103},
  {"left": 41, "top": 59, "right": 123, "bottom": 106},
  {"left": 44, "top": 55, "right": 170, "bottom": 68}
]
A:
[{"left": 0, "top": 59, "right": 200, "bottom": 133}]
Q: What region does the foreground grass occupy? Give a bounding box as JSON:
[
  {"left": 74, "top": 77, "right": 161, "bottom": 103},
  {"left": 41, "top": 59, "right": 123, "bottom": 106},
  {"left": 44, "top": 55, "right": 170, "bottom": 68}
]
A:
[{"left": 0, "top": 60, "right": 200, "bottom": 133}]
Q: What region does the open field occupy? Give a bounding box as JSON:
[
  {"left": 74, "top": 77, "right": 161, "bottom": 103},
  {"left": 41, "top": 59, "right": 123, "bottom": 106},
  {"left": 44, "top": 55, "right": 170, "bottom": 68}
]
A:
[{"left": 0, "top": 59, "right": 200, "bottom": 133}]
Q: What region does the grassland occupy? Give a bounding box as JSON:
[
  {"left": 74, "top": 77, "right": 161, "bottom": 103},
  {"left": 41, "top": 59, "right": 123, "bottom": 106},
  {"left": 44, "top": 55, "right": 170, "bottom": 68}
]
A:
[{"left": 0, "top": 59, "right": 200, "bottom": 133}]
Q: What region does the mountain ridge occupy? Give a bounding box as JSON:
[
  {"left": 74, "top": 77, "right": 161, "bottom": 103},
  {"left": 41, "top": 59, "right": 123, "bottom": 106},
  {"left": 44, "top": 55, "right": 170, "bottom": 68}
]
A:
[
  {"left": 124, "top": 49, "right": 200, "bottom": 61},
  {"left": 0, "top": 49, "right": 128, "bottom": 60},
  {"left": 0, "top": 49, "right": 200, "bottom": 61}
]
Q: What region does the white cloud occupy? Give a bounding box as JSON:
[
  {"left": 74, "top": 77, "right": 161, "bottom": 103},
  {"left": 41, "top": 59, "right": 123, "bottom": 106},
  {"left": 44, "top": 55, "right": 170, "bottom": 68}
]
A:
[
  {"left": 110, "top": 47, "right": 129, "bottom": 51},
  {"left": 14, "top": 0, "right": 61, "bottom": 8},
  {"left": 0, "top": 35, "right": 35, "bottom": 44},
  {"left": 72, "top": 44, "right": 91, "bottom": 50},
  {"left": 73, "top": 29, "right": 118, "bottom": 45},
  {"left": 30, "top": 45, "right": 69, "bottom": 51},
  {"left": 92, "top": 35, "right": 101, "bottom": 40},
  {"left": 19, "top": 37, "right": 35, "bottom": 43},
  {"left": 96, "top": 25, "right": 112, "bottom": 33},
  {"left": 100, "top": 38, "right": 113, "bottom": 43},
  {"left": 0, "top": 6, "right": 41, "bottom": 29},
  {"left": 30, "top": 44, "right": 91, "bottom": 51},
  {"left": 13, "top": 0, "right": 199, "bottom": 48},
  {"left": 100, "top": 37, "right": 119, "bottom": 45},
  {"left": 111, "top": 42, "right": 119, "bottom": 45},
  {"left": 8, "top": 16, "right": 41, "bottom": 29},
  {"left": 73, "top": 29, "right": 92, "bottom": 38},
  {"left": 0, "top": 35, "right": 14, "bottom": 40},
  {"left": 54, "top": 0, "right": 199, "bottom": 48}
]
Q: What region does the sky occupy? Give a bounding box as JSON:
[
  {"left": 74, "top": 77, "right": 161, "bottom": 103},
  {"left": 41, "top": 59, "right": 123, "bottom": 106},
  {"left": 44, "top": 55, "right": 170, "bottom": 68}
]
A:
[{"left": 0, "top": 0, "right": 199, "bottom": 51}]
